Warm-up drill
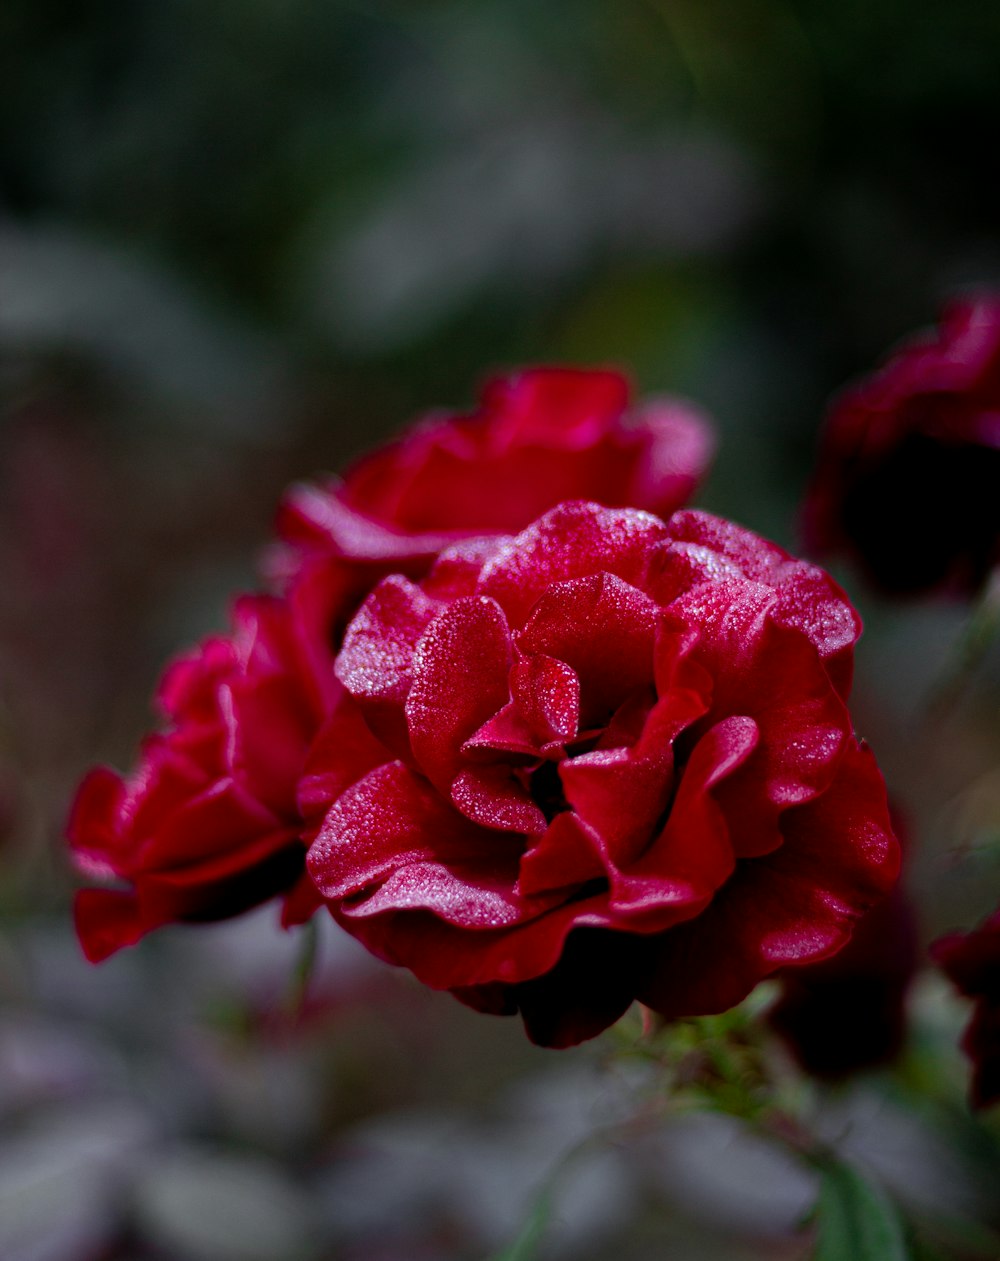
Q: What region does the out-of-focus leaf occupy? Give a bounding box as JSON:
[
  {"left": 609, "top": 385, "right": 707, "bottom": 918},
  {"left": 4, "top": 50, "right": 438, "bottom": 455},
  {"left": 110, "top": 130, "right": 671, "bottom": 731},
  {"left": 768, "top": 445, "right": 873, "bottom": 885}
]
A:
[{"left": 812, "top": 1157, "right": 911, "bottom": 1261}]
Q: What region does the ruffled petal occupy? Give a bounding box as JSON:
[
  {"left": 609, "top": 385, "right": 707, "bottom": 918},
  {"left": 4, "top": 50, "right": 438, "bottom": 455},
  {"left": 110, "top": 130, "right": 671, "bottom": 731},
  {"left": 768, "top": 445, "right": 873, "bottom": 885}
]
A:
[
  {"left": 276, "top": 476, "right": 458, "bottom": 564},
  {"left": 329, "top": 886, "right": 620, "bottom": 991},
  {"left": 603, "top": 716, "right": 757, "bottom": 923},
  {"left": 450, "top": 765, "right": 547, "bottom": 836},
  {"left": 477, "top": 927, "right": 645, "bottom": 1049},
  {"left": 480, "top": 368, "right": 630, "bottom": 448},
  {"left": 625, "top": 400, "right": 716, "bottom": 517},
  {"left": 307, "top": 761, "right": 522, "bottom": 905},
  {"left": 517, "top": 572, "right": 659, "bottom": 725},
  {"left": 638, "top": 739, "right": 898, "bottom": 1018},
  {"left": 136, "top": 829, "right": 304, "bottom": 924},
  {"left": 479, "top": 501, "right": 671, "bottom": 628},
  {"left": 660, "top": 511, "right": 862, "bottom": 697},
  {"left": 405, "top": 596, "right": 513, "bottom": 792},
  {"left": 671, "top": 583, "right": 850, "bottom": 856},
  {"left": 336, "top": 574, "right": 441, "bottom": 755}
]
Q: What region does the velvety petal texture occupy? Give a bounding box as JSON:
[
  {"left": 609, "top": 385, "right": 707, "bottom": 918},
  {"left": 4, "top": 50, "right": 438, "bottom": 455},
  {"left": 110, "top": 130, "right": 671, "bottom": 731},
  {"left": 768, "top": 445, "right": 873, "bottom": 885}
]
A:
[
  {"left": 804, "top": 295, "right": 1000, "bottom": 596},
  {"left": 306, "top": 500, "right": 900, "bottom": 1046},
  {"left": 932, "top": 909, "right": 1000, "bottom": 1109}
]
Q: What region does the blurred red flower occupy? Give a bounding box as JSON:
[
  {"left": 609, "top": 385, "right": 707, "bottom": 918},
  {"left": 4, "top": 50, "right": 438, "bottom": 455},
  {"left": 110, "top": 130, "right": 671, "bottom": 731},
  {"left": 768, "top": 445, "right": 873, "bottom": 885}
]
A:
[
  {"left": 274, "top": 366, "right": 714, "bottom": 585},
  {"left": 306, "top": 500, "right": 900, "bottom": 1046},
  {"left": 69, "top": 595, "right": 332, "bottom": 961},
  {"left": 932, "top": 908, "right": 1000, "bottom": 1108},
  {"left": 804, "top": 296, "right": 1000, "bottom": 596}
]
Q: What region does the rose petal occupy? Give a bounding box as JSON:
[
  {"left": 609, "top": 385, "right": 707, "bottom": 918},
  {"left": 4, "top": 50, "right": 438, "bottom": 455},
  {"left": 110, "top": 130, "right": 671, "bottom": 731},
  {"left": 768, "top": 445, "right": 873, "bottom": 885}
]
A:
[
  {"left": 450, "top": 765, "right": 547, "bottom": 835},
  {"left": 281, "top": 871, "right": 326, "bottom": 929},
  {"left": 405, "top": 596, "right": 513, "bottom": 792},
  {"left": 276, "top": 476, "right": 458, "bottom": 564},
  {"left": 66, "top": 767, "right": 128, "bottom": 875},
  {"left": 559, "top": 744, "right": 673, "bottom": 868},
  {"left": 307, "top": 762, "right": 521, "bottom": 903},
  {"left": 137, "top": 830, "right": 303, "bottom": 921},
  {"left": 74, "top": 889, "right": 144, "bottom": 963},
  {"left": 671, "top": 583, "right": 849, "bottom": 856},
  {"left": 330, "top": 887, "right": 620, "bottom": 991},
  {"left": 336, "top": 574, "right": 441, "bottom": 755},
  {"left": 137, "top": 777, "right": 284, "bottom": 871},
  {"left": 517, "top": 572, "right": 659, "bottom": 725},
  {"left": 603, "top": 716, "right": 758, "bottom": 924},
  {"left": 517, "top": 811, "right": 608, "bottom": 897},
  {"left": 661, "top": 511, "right": 862, "bottom": 697},
  {"left": 480, "top": 368, "right": 630, "bottom": 447},
  {"left": 625, "top": 400, "right": 716, "bottom": 514},
  {"left": 464, "top": 656, "right": 581, "bottom": 759},
  {"left": 464, "top": 927, "right": 645, "bottom": 1049},
  {"left": 479, "top": 501, "right": 671, "bottom": 627},
  {"left": 638, "top": 739, "right": 898, "bottom": 1018}
]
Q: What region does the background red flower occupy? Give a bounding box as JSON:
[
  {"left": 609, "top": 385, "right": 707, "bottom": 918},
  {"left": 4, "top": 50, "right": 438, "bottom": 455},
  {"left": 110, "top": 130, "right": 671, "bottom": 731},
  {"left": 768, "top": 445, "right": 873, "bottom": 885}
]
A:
[
  {"left": 274, "top": 366, "right": 714, "bottom": 583},
  {"left": 932, "top": 908, "right": 1000, "bottom": 1108},
  {"left": 68, "top": 595, "right": 330, "bottom": 960},
  {"left": 804, "top": 296, "right": 1000, "bottom": 596}
]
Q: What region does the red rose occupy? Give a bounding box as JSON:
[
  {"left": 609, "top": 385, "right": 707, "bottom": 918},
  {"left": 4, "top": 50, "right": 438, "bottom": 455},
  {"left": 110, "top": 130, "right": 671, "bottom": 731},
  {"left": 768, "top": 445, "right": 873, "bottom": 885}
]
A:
[
  {"left": 931, "top": 909, "right": 1000, "bottom": 1109},
  {"left": 274, "top": 366, "right": 714, "bottom": 582},
  {"left": 69, "top": 367, "right": 713, "bottom": 963},
  {"left": 68, "top": 595, "right": 331, "bottom": 962},
  {"left": 306, "top": 500, "right": 900, "bottom": 1047},
  {"left": 804, "top": 296, "right": 1000, "bottom": 595},
  {"left": 273, "top": 367, "right": 714, "bottom": 768}
]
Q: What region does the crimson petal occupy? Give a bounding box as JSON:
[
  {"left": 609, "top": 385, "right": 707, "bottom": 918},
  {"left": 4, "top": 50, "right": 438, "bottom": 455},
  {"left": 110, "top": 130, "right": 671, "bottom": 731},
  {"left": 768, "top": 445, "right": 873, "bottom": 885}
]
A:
[{"left": 405, "top": 596, "right": 513, "bottom": 792}]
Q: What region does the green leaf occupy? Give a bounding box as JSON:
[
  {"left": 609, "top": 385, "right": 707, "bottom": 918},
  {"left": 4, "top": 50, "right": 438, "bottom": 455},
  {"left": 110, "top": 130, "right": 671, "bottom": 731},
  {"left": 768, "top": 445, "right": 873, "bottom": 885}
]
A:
[
  {"left": 812, "top": 1158, "right": 911, "bottom": 1261},
  {"left": 490, "top": 1188, "right": 554, "bottom": 1261}
]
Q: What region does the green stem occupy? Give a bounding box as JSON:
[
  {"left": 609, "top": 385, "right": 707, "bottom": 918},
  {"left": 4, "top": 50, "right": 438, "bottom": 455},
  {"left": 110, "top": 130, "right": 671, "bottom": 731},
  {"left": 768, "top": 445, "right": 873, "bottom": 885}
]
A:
[{"left": 283, "top": 917, "right": 319, "bottom": 1020}]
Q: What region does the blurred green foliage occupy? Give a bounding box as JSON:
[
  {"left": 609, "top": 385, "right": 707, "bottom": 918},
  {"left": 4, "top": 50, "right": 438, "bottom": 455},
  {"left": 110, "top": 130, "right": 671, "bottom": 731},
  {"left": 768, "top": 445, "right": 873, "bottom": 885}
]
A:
[{"left": 5, "top": 1, "right": 998, "bottom": 356}]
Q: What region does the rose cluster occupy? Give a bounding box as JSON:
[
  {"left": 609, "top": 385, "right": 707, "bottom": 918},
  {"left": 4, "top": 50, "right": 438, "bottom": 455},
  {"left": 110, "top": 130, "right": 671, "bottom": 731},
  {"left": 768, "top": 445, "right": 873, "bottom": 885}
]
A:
[{"left": 69, "top": 365, "right": 902, "bottom": 1049}]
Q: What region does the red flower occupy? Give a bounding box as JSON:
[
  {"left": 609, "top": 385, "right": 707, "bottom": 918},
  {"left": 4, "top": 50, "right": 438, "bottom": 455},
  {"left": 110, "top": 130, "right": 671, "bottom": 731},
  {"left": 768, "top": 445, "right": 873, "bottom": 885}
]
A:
[
  {"left": 306, "top": 500, "right": 900, "bottom": 1047},
  {"left": 804, "top": 296, "right": 1000, "bottom": 595},
  {"left": 68, "top": 595, "right": 331, "bottom": 961},
  {"left": 931, "top": 909, "right": 1000, "bottom": 1109},
  {"left": 69, "top": 367, "right": 713, "bottom": 962},
  {"left": 274, "top": 367, "right": 713, "bottom": 582}
]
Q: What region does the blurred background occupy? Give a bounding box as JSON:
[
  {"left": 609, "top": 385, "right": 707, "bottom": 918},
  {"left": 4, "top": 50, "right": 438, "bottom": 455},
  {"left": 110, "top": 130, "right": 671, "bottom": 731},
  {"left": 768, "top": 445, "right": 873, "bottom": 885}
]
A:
[{"left": 3, "top": 2, "right": 1000, "bottom": 1257}]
